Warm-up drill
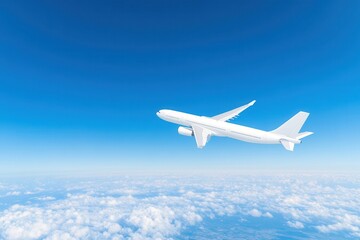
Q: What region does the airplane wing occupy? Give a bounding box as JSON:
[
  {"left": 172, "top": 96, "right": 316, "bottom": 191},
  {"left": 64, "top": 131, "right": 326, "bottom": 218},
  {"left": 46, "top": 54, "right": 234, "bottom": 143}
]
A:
[
  {"left": 192, "top": 124, "right": 212, "bottom": 148},
  {"left": 212, "top": 100, "right": 256, "bottom": 122}
]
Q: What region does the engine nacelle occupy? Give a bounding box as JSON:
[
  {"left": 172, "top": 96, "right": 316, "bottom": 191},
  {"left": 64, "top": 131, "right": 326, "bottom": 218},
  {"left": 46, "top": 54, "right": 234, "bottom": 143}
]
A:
[{"left": 178, "top": 126, "right": 193, "bottom": 137}]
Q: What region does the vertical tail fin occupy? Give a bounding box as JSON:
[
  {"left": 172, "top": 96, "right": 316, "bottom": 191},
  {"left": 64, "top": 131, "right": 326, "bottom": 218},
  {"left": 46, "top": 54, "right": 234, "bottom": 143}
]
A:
[
  {"left": 273, "top": 111, "right": 313, "bottom": 151},
  {"left": 272, "top": 111, "right": 310, "bottom": 138}
]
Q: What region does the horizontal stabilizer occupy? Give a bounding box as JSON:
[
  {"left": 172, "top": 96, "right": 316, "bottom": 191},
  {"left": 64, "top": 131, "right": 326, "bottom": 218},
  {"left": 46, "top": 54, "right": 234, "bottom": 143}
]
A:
[
  {"left": 296, "top": 131, "right": 314, "bottom": 140},
  {"left": 280, "top": 139, "right": 294, "bottom": 151}
]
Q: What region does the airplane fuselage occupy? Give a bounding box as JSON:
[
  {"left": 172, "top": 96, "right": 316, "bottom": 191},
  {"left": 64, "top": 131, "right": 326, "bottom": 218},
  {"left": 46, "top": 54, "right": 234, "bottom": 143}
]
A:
[{"left": 157, "top": 109, "right": 300, "bottom": 145}]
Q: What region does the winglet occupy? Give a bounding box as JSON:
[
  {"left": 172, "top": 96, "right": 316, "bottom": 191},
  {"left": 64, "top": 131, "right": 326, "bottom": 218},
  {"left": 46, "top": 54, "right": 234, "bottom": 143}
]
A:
[{"left": 249, "top": 100, "right": 256, "bottom": 106}]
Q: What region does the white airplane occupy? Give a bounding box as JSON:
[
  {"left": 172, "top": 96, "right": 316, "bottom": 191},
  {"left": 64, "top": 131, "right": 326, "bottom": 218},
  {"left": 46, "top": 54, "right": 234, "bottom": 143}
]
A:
[{"left": 156, "top": 100, "right": 313, "bottom": 151}]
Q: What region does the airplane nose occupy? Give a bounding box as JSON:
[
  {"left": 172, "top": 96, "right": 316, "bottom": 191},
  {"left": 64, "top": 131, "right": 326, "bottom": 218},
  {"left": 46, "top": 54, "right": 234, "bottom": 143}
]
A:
[{"left": 157, "top": 110, "right": 168, "bottom": 118}]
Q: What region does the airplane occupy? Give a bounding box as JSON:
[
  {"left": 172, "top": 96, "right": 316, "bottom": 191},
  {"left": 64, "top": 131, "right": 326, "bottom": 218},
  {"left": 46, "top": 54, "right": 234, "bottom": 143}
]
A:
[{"left": 156, "top": 100, "right": 313, "bottom": 151}]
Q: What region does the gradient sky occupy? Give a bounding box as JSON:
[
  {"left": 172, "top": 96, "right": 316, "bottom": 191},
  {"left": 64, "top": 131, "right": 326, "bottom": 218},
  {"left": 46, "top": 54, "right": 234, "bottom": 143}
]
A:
[{"left": 0, "top": 0, "right": 359, "bottom": 175}]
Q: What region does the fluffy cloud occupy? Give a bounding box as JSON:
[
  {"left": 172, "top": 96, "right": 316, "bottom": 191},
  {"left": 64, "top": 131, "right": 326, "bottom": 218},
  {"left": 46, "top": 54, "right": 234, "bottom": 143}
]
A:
[
  {"left": 5, "top": 191, "right": 21, "bottom": 196},
  {"left": 316, "top": 213, "right": 360, "bottom": 235},
  {"left": 0, "top": 175, "right": 359, "bottom": 239},
  {"left": 248, "top": 209, "right": 273, "bottom": 218},
  {"left": 0, "top": 191, "right": 204, "bottom": 239},
  {"left": 248, "top": 208, "right": 262, "bottom": 217},
  {"left": 287, "top": 221, "right": 304, "bottom": 229},
  {"left": 36, "top": 196, "right": 56, "bottom": 201}
]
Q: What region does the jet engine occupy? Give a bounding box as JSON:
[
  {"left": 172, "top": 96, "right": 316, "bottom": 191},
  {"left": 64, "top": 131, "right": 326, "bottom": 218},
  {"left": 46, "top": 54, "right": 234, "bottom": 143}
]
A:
[{"left": 178, "top": 126, "right": 193, "bottom": 136}]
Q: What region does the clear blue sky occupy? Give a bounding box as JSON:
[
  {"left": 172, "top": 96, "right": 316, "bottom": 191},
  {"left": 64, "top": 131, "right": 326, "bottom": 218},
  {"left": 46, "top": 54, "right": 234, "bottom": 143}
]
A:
[{"left": 0, "top": 0, "right": 359, "bottom": 175}]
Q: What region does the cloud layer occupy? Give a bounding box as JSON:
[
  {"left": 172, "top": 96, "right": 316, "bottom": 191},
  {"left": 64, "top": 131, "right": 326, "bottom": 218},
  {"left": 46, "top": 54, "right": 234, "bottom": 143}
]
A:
[{"left": 0, "top": 175, "right": 360, "bottom": 239}]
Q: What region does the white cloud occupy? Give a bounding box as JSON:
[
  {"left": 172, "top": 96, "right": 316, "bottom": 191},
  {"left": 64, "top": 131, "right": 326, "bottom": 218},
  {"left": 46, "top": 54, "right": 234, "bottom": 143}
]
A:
[
  {"left": 248, "top": 209, "right": 262, "bottom": 217},
  {"left": 128, "top": 206, "right": 179, "bottom": 238},
  {"left": 316, "top": 213, "right": 360, "bottom": 233},
  {"left": 0, "top": 175, "right": 359, "bottom": 239},
  {"left": 36, "top": 196, "right": 56, "bottom": 201},
  {"left": 287, "top": 221, "right": 304, "bottom": 229},
  {"left": 5, "top": 191, "right": 21, "bottom": 196},
  {"left": 248, "top": 209, "right": 273, "bottom": 218},
  {"left": 263, "top": 212, "right": 273, "bottom": 218}
]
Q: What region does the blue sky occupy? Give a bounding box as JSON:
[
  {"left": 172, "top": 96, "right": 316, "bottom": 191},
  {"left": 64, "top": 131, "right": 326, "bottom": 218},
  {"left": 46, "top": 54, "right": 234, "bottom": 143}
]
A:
[{"left": 0, "top": 0, "right": 360, "bottom": 174}]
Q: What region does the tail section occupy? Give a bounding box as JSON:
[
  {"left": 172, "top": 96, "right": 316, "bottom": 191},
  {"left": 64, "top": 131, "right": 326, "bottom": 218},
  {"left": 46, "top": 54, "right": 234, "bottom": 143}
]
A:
[
  {"left": 272, "top": 111, "right": 310, "bottom": 138},
  {"left": 296, "top": 131, "right": 313, "bottom": 140},
  {"left": 280, "top": 140, "right": 295, "bottom": 151},
  {"left": 272, "top": 111, "right": 313, "bottom": 151}
]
